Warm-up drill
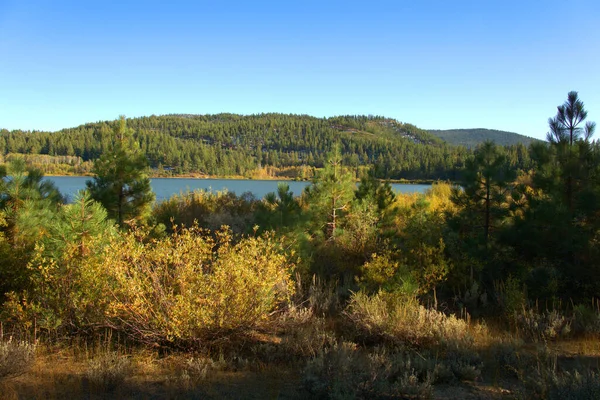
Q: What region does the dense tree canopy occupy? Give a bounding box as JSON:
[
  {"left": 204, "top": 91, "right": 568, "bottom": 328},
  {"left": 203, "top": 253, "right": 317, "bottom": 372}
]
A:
[{"left": 0, "top": 114, "right": 533, "bottom": 180}]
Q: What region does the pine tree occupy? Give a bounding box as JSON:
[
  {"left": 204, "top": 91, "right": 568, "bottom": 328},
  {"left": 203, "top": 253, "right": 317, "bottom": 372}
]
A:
[
  {"left": 453, "top": 141, "right": 515, "bottom": 245},
  {"left": 86, "top": 116, "right": 155, "bottom": 227},
  {"left": 0, "top": 158, "right": 63, "bottom": 245},
  {"left": 546, "top": 91, "right": 596, "bottom": 211},
  {"left": 0, "top": 158, "right": 63, "bottom": 297},
  {"left": 305, "top": 144, "right": 355, "bottom": 240},
  {"left": 45, "top": 191, "right": 116, "bottom": 258}
]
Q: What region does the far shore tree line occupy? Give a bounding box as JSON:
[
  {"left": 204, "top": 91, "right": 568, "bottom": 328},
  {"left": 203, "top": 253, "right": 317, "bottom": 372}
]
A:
[{"left": 0, "top": 113, "right": 532, "bottom": 181}]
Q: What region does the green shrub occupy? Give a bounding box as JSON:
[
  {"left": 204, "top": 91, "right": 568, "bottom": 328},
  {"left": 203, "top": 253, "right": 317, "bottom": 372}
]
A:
[
  {"left": 495, "top": 275, "right": 526, "bottom": 316},
  {"left": 357, "top": 253, "right": 418, "bottom": 295}
]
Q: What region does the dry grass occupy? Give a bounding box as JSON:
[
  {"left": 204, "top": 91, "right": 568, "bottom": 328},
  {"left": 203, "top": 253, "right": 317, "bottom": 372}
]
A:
[
  {"left": 2, "top": 345, "right": 302, "bottom": 399},
  {"left": 3, "top": 307, "right": 600, "bottom": 399}
]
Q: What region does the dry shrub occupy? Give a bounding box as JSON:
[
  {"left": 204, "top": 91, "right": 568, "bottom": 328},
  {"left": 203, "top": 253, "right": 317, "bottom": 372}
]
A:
[
  {"left": 0, "top": 339, "right": 35, "bottom": 379},
  {"left": 86, "top": 352, "right": 131, "bottom": 392},
  {"left": 487, "top": 337, "right": 527, "bottom": 378},
  {"left": 515, "top": 307, "right": 571, "bottom": 342},
  {"left": 572, "top": 302, "right": 600, "bottom": 335},
  {"left": 345, "top": 291, "right": 473, "bottom": 348},
  {"left": 177, "top": 355, "right": 227, "bottom": 385},
  {"left": 516, "top": 345, "right": 600, "bottom": 400},
  {"left": 249, "top": 306, "right": 337, "bottom": 363},
  {"left": 547, "top": 370, "right": 600, "bottom": 400},
  {"left": 3, "top": 225, "right": 294, "bottom": 347},
  {"left": 302, "top": 343, "right": 433, "bottom": 400},
  {"left": 278, "top": 307, "right": 337, "bottom": 359}
]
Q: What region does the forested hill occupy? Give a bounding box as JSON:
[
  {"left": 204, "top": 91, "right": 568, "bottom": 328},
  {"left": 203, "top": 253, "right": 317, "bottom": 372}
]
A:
[
  {"left": 0, "top": 114, "right": 531, "bottom": 180},
  {"left": 428, "top": 128, "right": 541, "bottom": 148}
]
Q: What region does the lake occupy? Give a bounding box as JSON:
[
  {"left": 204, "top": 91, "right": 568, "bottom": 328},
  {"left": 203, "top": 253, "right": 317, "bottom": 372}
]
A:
[{"left": 44, "top": 176, "right": 431, "bottom": 203}]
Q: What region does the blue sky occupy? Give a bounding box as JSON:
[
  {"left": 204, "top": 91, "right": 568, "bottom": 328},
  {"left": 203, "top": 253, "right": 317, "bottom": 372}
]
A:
[{"left": 1, "top": 0, "right": 599, "bottom": 140}]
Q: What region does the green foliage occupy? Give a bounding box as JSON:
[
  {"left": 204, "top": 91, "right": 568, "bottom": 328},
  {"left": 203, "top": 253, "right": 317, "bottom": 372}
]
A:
[
  {"left": 494, "top": 275, "right": 526, "bottom": 316},
  {"left": 399, "top": 197, "right": 449, "bottom": 306},
  {"left": 446, "top": 141, "right": 516, "bottom": 301},
  {"left": 153, "top": 189, "right": 257, "bottom": 234},
  {"left": 572, "top": 302, "right": 600, "bottom": 335},
  {"left": 0, "top": 158, "right": 63, "bottom": 245},
  {"left": 355, "top": 170, "right": 396, "bottom": 214},
  {"left": 429, "top": 128, "right": 539, "bottom": 148},
  {"left": 507, "top": 92, "right": 600, "bottom": 301},
  {"left": 4, "top": 193, "right": 116, "bottom": 333},
  {"left": 357, "top": 253, "right": 418, "bottom": 296},
  {"left": 453, "top": 141, "right": 515, "bottom": 245},
  {"left": 1, "top": 114, "right": 475, "bottom": 180},
  {"left": 0, "top": 159, "right": 63, "bottom": 300},
  {"left": 86, "top": 116, "right": 155, "bottom": 227},
  {"left": 44, "top": 191, "right": 116, "bottom": 258},
  {"left": 299, "top": 145, "right": 368, "bottom": 282},
  {"left": 254, "top": 182, "right": 301, "bottom": 232},
  {"left": 304, "top": 144, "right": 355, "bottom": 240}
]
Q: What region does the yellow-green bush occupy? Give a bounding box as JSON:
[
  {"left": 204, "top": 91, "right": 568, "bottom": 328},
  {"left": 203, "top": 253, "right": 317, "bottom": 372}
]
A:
[
  {"left": 357, "top": 253, "right": 418, "bottom": 295},
  {"left": 4, "top": 225, "right": 294, "bottom": 345},
  {"left": 101, "top": 227, "right": 295, "bottom": 344}
]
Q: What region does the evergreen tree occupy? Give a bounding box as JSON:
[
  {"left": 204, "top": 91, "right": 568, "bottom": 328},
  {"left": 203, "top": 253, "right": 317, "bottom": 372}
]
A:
[
  {"left": 448, "top": 141, "right": 515, "bottom": 292},
  {"left": 546, "top": 91, "right": 597, "bottom": 211},
  {"left": 0, "top": 158, "right": 63, "bottom": 245},
  {"left": 255, "top": 183, "right": 301, "bottom": 232},
  {"left": 304, "top": 144, "right": 355, "bottom": 240},
  {"left": 86, "top": 116, "right": 155, "bottom": 227},
  {"left": 0, "top": 158, "right": 63, "bottom": 298},
  {"left": 452, "top": 141, "right": 515, "bottom": 245},
  {"left": 45, "top": 191, "right": 117, "bottom": 259},
  {"left": 515, "top": 92, "right": 600, "bottom": 300}
]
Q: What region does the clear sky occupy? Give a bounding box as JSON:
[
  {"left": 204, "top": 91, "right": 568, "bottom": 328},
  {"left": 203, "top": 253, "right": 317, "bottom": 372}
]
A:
[{"left": 1, "top": 0, "right": 599, "bottom": 140}]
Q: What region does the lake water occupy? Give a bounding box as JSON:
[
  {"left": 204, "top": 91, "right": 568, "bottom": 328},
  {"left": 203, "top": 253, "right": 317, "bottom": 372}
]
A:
[{"left": 44, "top": 176, "right": 430, "bottom": 203}]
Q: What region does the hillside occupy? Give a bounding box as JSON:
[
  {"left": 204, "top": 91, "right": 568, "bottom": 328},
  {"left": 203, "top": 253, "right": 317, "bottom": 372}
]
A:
[
  {"left": 0, "top": 114, "right": 531, "bottom": 180},
  {"left": 428, "top": 128, "right": 541, "bottom": 148}
]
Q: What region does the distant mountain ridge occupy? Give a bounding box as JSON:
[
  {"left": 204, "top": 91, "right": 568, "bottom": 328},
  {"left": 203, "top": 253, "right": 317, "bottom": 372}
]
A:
[{"left": 428, "top": 128, "right": 541, "bottom": 148}]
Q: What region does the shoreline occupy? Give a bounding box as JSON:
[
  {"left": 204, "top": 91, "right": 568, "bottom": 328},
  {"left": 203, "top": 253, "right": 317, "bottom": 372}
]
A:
[{"left": 44, "top": 173, "right": 441, "bottom": 185}]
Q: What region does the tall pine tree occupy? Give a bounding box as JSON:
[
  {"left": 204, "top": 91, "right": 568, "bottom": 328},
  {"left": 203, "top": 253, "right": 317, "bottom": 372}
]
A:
[{"left": 86, "top": 116, "right": 155, "bottom": 227}]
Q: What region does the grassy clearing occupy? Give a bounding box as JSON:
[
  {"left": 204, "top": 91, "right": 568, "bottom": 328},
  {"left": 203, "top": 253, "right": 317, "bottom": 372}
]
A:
[{"left": 4, "top": 302, "right": 600, "bottom": 399}]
